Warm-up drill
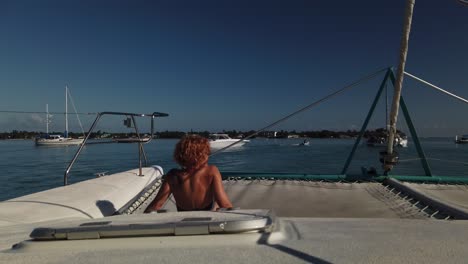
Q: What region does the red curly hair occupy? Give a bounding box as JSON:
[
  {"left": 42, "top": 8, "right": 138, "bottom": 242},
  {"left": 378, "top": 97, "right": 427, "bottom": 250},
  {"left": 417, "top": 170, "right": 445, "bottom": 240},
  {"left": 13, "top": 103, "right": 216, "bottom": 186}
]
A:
[{"left": 173, "top": 135, "right": 211, "bottom": 170}]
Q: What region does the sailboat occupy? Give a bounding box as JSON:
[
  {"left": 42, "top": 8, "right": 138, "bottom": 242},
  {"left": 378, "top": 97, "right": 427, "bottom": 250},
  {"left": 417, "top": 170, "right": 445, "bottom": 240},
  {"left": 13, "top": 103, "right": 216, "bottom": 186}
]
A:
[{"left": 35, "top": 86, "right": 84, "bottom": 146}]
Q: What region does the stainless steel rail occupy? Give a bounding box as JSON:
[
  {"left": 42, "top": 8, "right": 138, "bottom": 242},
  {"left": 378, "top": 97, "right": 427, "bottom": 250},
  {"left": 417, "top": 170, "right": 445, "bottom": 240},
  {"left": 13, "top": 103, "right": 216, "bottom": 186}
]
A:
[{"left": 63, "top": 111, "right": 169, "bottom": 186}]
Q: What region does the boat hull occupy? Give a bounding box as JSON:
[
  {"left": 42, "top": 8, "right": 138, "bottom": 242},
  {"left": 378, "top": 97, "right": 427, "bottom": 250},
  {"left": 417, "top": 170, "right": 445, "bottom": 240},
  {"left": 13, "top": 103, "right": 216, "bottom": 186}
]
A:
[
  {"left": 35, "top": 138, "right": 84, "bottom": 146},
  {"left": 209, "top": 139, "right": 249, "bottom": 150},
  {"left": 113, "top": 137, "right": 151, "bottom": 143}
]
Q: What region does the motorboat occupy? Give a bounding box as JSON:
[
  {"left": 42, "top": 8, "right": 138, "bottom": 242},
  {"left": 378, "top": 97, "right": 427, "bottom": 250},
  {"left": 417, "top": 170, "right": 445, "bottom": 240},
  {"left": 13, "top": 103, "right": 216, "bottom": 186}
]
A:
[
  {"left": 209, "top": 133, "right": 249, "bottom": 150},
  {"left": 455, "top": 135, "right": 468, "bottom": 144},
  {"left": 35, "top": 86, "right": 85, "bottom": 146}
]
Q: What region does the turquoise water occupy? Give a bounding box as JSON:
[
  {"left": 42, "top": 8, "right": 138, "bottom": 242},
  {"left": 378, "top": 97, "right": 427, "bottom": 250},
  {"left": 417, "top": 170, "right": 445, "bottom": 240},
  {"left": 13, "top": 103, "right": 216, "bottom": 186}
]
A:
[{"left": 0, "top": 138, "right": 467, "bottom": 201}]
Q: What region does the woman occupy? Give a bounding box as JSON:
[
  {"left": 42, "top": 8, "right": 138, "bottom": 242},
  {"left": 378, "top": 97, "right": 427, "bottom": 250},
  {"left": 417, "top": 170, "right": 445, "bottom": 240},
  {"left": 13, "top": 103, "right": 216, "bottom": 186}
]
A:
[{"left": 145, "top": 135, "right": 232, "bottom": 213}]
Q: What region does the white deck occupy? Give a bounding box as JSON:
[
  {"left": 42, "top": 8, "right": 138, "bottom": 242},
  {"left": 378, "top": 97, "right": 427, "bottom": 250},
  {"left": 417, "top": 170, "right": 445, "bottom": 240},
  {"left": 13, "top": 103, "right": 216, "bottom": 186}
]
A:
[
  {"left": 1, "top": 217, "right": 468, "bottom": 263},
  {"left": 0, "top": 166, "right": 163, "bottom": 227}
]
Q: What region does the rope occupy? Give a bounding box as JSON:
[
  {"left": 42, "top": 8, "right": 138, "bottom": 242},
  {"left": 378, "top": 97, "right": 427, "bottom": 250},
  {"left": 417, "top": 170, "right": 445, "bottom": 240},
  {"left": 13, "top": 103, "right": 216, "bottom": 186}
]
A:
[
  {"left": 386, "top": 0, "right": 415, "bottom": 157},
  {"left": 210, "top": 67, "right": 389, "bottom": 156}
]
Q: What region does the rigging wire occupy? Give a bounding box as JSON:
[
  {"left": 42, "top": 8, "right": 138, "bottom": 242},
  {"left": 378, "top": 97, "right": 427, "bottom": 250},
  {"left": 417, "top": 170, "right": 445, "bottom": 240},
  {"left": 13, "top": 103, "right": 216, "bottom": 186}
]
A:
[
  {"left": 399, "top": 157, "right": 468, "bottom": 166},
  {"left": 66, "top": 88, "right": 86, "bottom": 136},
  {"left": 0, "top": 147, "right": 45, "bottom": 154},
  {"left": 426, "top": 157, "right": 468, "bottom": 166},
  {"left": 0, "top": 110, "right": 96, "bottom": 115},
  {"left": 404, "top": 71, "right": 468, "bottom": 105},
  {"left": 210, "top": 67, "right": 389, "bottom": 156},
  {"left": 385, "top": 82, "right": 388, "bottom": 132}
]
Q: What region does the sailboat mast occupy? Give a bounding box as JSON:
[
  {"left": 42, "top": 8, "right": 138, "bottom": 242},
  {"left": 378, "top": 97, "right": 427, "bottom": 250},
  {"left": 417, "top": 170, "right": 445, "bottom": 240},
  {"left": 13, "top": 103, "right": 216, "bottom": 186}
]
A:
[
  {"left": 65, "top": 86, "right": 68, "bottom": 138},
  {"left": 386, "top": 0, "right": 415, "bottom": 166},
  {"left": 385, "top": 84, "right": 389, "bottom": 132},
  {"left": 46, "top": 104, "right": 49, "bottom": 134}
]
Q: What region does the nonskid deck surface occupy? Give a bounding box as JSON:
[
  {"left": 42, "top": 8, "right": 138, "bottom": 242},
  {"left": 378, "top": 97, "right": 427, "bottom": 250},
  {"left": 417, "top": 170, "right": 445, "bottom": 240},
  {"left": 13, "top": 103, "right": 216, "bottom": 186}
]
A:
[
  {"left": 224, "top": 180, "right": 427, "bottom": 218},
  {"left": 395, "top": 181, "right": 468, "bottom": 212},
  {"left": 127, "top": 177, "right": 468, "bottom": 220}
]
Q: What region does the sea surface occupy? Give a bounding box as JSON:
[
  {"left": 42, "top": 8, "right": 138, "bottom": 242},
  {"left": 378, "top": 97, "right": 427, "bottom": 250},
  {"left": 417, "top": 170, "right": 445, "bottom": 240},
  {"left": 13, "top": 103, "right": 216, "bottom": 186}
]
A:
[{"left": 1, "top": 138, "right": 467, "bottom": 201}]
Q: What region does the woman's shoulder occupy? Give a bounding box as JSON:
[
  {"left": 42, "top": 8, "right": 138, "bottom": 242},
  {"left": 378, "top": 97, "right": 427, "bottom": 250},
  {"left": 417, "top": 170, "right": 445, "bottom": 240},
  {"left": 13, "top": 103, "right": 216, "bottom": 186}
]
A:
[
  {"left": 204, "top": 164, "right": 216, "bottom": 170},
  {"left": 206, "top": 164, "right": 220, "bottom": 174}
]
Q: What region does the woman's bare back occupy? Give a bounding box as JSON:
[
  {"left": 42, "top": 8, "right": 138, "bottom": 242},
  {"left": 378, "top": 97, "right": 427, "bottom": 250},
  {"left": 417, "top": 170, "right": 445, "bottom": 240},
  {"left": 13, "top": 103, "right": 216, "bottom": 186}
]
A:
[
  {"left": 145, "top": 164, "right": 232, "bottom": 212},
  {"left": 167, "top": 166, "right": 215, "bottom": 210}
]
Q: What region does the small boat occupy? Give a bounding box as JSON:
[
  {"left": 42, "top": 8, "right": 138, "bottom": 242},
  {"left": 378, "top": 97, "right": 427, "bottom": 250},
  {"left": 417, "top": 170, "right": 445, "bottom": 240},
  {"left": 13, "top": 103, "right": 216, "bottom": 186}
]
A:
[
  {"left": 209, "top": 133, "right": 249, "bottom": 150},
  {"left": 113, "top": 136, "right": 151, "bottom": 143},
  {"left": 455, "top": 135, "right": 468, "bottom": 144},
  {"left": 35, "top": 86, "right": 84, "bottom": 146},
  {"left": 299, "top": 139, "right": 310, "bottom": 146}
]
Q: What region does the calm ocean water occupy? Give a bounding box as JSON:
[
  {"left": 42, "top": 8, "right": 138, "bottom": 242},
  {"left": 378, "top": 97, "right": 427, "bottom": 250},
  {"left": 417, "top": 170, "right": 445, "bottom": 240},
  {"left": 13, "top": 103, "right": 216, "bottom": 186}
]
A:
[{"left": 0, "top": 138, "right": 467, "bottom": 201}]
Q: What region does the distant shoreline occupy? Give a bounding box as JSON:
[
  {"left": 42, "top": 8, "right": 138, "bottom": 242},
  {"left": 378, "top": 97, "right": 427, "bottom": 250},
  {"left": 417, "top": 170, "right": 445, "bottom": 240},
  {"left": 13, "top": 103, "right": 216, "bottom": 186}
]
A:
[{"left": 0, "top": 129, "right": 456, "bottom": 140}]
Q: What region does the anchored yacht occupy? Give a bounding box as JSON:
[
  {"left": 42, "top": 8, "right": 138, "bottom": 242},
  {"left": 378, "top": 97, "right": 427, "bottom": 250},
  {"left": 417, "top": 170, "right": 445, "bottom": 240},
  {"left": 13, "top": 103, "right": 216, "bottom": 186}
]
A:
[
  {"left": 35, "top": 134, "right": 83, "bottom": 146},
  {"left": 35, "top": 86, "right": 84, "bottom": 146}
]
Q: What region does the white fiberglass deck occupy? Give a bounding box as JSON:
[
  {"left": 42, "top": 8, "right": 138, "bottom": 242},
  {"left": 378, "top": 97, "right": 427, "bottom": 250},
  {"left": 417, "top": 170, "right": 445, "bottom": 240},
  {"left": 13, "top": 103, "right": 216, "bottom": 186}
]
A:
[
  {"left": 0, "top": 166, "right": 163, "bottom": 227},
  {"left": 2, "top": 217, "right": 468, "bottom": 264}
]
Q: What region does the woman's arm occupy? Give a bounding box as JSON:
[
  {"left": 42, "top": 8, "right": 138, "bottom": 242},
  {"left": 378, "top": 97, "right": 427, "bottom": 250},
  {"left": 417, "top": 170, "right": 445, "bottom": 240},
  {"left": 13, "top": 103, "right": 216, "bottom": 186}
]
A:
[
  {"left": 144, "top": 176, "right": 172, "bottom": 213},
  {"left": 211, "top": 166, "right": 233, "bottom": 209}
]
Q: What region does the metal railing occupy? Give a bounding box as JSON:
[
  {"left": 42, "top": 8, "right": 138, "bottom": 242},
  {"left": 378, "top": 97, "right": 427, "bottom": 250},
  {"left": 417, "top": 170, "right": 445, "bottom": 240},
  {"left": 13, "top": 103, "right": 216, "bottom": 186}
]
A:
[{"left": 63, "top": 111, "right": 169, "bottom": 185}]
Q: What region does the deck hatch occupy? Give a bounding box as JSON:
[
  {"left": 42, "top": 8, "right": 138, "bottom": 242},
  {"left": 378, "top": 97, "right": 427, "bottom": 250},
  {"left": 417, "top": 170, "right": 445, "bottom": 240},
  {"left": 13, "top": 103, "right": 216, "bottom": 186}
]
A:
[
  {"left": 80, "top": 221, "right": 112, "bottom": 226},
  {"left": 30, "top": 209, "right": 274, "bottom": 240}
]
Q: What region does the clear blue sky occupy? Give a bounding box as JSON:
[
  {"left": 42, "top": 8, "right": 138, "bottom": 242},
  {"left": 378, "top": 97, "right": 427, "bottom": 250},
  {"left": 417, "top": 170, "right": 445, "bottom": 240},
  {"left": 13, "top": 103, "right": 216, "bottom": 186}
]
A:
[{"left": 0, "top": 0, "right": 467, "bottom": 136}]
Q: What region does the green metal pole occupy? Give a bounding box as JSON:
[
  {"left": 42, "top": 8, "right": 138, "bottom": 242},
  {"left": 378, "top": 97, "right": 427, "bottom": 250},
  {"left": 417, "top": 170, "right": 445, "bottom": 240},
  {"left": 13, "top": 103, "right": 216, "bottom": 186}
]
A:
[
  {"left": 389, "top": 71, "right": 432, "bottom": 176},
  {"left": 399, "top": 97, "right": 432, "bottom": 176},
  {"left": 341, "top": 68, "right": 392, "bottom": 175}
]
